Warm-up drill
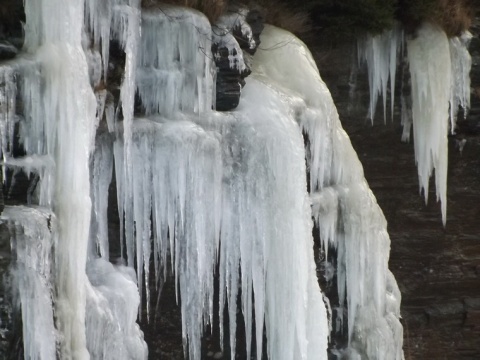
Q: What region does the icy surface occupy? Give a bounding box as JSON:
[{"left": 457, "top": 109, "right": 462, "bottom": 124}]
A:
[
  {"left": 4, "top": 206, "right": 56, "bottom": 360},
  {"left": 449, "top": 31, "right": 472, "bottom": 131},
  {"left": 253, "top": 25, "right": 403, "bottom": 358},
  {"left": 137, "top": 8, "right": 215, "bottom": 116},
  {"left": 407, "top": 23, "right": 452, "bottom": 225},
  {"left": 358, "top": 25, "right": 403, "bottom": 122},
  {"left": 86, "top": 258, "right": 148, "bottom": 360}
]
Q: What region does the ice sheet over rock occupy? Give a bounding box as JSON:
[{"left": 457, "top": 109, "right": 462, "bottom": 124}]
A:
[
  {"left": 4, "top": 206, "right": 56, "bottom": 360},
  {"left": 0, "top": 66, "right": 17, "bottom": 162},
  {"left": 407, "top": 23, "right": 451, "bottom": 225},
  {"left": 253, "top": 25, "right": 403, "bottom": 359}
]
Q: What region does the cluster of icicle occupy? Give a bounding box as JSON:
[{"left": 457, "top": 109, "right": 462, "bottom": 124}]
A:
[
  {"left": 0, "top": 1, "right": 404, "bottom": 360},
  {"left": 358, "top": 22, "right": 472, "bottom": 225}
]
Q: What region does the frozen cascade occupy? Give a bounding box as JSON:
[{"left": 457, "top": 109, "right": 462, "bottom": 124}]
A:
[
  {"left": 1, "top": 2, "right": 405, "bottom": 359},
  {"left": 357, "top": 25, "right": 403, "bottom": 122},
  {"left": 3, "top": 206, "right": 57, "bottom": 360},
  {"left": 252, "top": 26, "right": 403, "bottom": 358},
  {"left": 111, "top": 8, "right": 330, "bottom": 359},
  {"left": 407, "top": 23, "right": 452, "bottom": 225}
]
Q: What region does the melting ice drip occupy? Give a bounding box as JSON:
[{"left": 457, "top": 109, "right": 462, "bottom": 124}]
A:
[
  {"left": 1, "top": 2, "right": 404, "bottom": 360},
  {"left": 358, "top": 23, "right": 472, "bottom": 224}
]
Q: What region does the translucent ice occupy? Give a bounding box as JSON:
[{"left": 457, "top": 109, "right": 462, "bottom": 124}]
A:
[
  {"left": 358, "top": 25, "right": 403, "bottom": 122},
  {"left": 4, "top": 206, "right": 56, "bottom": 360},
  {"left": 137, "top": 8, "right": 215, "bottom": 116},
  {"left": 449, "top": 31, "right": 472, "bottom": 131}
]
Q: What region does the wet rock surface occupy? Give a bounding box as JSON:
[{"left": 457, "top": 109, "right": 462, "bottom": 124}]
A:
[{"left": 311, "top": 18, "right": 480, "bottom": 359}]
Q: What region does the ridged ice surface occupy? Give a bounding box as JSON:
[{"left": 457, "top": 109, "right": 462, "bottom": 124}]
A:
[
  {"left": 137, "top": 8, "right": 215, "bottom": 116},
  {"left": 109, "top": 11, "right": 330, "bottom": 358},
  {"left": 253, "top": 26, "right": 403, "bottom": 359},
  {"left": 449, "top": 31, "right": 472, "bottom": 130},
  {"left": 0, "top": 66, "right": 16, "bottom": 162},
  {"left": 407, "top": 23, "right": 452, "bottom": 225},
  {"left": 3, "top": 206, "right": 56, "bottom": 360},
  {"left": 358, "top": 25, "right": 403, "bottom": 122}
]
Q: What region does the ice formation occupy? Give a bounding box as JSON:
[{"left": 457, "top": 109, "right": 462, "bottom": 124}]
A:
[
  {"left": 1, "top": 1, "right": 404, "bottom": 359},
  {"left": 358, "top": 24, "right": 403, "bottom": 122},
  {"left": 407, "top": 23, "right": 452, "bottom": 225},
  {"left": 255, "top": 26, "right": 403, "bottom": 359}
]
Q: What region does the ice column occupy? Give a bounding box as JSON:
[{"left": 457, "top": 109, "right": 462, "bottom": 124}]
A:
[
  {"left": 22, "top": 0, "right": 97, "bottom": 357},
  {"left": 407, "top": 23, "right": 452, "bottom": 225}
]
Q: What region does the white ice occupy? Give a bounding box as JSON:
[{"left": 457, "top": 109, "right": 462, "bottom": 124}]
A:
[
  {"left": 407, "top": 23, "right": 452, "bottom": 225},
  {"left": 252, "top": 25, "right": 403, "bottom": 359}
]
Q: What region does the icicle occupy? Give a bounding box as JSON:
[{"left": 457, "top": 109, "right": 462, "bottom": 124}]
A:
[
  {"left": 84, "top": 0, "right": 113, "bottom": 81},
  {"left": 5, "top": 206, "right": 57, "bottom": 360},
  {"left": 449, "top": 31, "right": 472, "bottom": 132},
  {"left": 407, "top": 23, "right": 451, "bottom": 225},
  {"left": 358, "top": 24, "right": 403, "bottom": 122}
]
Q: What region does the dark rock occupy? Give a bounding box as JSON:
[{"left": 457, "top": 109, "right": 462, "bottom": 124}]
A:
[
  {"left": 212, "top": 8, "right": 264, "bottom": 111},
  {"left": 0, "top": 41, "right": 18, "bottom": 60}
]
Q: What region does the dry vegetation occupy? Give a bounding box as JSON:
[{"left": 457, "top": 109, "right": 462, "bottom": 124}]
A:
[
  {"left": 398, "top": 0, "right": 477, "bottom": 36},
  {"left": 240, "top": 0, "right": 312, "bottom": 37},
  {"left": 143, "top": 0, "right": 478, "bottom": 39}
]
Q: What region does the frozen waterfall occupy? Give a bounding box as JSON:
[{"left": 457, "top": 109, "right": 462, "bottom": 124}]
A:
[{"left": 1, "top": 1, "right": 404, "bottom": 359}]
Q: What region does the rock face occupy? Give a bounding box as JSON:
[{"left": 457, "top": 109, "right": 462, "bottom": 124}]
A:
[
  {"left": 311, "top": 18, "right": 480, "bottom": 359},
  {"left": 212, "top": 8, "right": 264, "bottom": 111}
]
